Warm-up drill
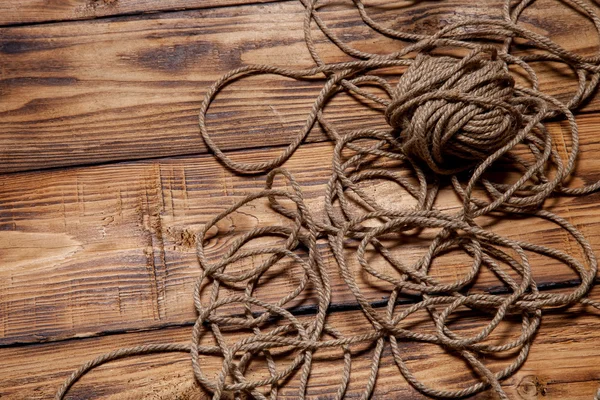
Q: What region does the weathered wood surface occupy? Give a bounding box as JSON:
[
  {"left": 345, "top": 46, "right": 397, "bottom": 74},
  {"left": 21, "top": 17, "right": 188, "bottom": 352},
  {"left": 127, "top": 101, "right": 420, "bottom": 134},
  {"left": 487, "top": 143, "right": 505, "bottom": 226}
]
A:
[
  {"left": 1, "top": 0, "right": 599, "bottom": 173},
  {"left": 0, "top": 0, "right": 285, "bottom": 26},
  {"left": 1, "top": 305, "right": 599, "bottom": 399},
  {"left": 2, "top": 114, "right": 600, "bottom": 346},
  {"left": 2, "top": 0, "right": 600, "bottom": 399}
]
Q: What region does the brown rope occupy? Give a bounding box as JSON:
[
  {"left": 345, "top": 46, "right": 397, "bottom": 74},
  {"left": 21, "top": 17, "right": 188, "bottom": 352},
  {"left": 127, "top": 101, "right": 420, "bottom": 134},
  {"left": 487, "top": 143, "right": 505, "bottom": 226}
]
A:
[{"left": 57, "top": 0, "right": 600, "bottom": 398}]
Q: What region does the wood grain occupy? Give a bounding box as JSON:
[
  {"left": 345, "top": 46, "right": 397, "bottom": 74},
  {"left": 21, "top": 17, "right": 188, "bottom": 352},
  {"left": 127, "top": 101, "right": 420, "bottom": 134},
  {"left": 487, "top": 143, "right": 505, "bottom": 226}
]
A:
[
  {"left": 1, "top": 0, "right": 599, "bottom": 173},
  {"left": 2, "top": 114, "right": 600, "bottom": 346},
  {"left": 0, "top": 0, "right": 285, "bottom": 26},
  {"left": 3, "top": 1, "right": 600, "bottom": 398},
  {"left": 1, "top": 304, "right": 599, "bottom": 399}
]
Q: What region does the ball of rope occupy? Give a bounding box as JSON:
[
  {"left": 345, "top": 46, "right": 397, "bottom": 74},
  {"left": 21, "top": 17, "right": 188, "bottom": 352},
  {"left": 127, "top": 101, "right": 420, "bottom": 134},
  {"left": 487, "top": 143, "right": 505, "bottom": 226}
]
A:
[{"left": 386, "top": 51, "right": 522, "bottom": 175}]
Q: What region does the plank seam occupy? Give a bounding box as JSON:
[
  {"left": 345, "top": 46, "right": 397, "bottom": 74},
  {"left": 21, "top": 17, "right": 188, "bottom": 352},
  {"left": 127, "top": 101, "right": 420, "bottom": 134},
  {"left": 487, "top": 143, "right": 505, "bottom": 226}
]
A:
[{"left": 0, "top": 277, "right": 595, "bottom": 349}]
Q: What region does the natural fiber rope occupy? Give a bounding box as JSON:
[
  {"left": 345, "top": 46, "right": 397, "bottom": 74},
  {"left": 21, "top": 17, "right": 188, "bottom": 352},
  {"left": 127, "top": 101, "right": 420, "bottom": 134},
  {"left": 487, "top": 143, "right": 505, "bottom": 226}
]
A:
[{"left": 57, "top": 0, "right": 600, "bottom": 398}]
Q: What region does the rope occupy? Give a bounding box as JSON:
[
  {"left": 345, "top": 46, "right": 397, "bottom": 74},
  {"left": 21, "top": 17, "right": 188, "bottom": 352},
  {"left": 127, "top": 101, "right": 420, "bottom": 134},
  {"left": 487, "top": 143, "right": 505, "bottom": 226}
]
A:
[{"left": 57, "top": 0, "right": 600, "bottom": 398}]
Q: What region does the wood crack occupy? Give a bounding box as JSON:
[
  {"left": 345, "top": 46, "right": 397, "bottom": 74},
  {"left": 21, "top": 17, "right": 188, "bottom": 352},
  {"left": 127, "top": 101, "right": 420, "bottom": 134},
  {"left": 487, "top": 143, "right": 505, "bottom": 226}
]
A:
[{"left": 140, "top": 164, "right": 169, "bottom": 321}]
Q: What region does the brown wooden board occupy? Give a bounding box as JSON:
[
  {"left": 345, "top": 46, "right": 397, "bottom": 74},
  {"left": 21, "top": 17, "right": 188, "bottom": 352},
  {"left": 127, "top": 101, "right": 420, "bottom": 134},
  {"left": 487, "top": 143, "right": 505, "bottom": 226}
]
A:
[
  {"left": 2, "top": 115, "right": 600, "bottom": 346},
  {"left": 0, "top": 0, "right": 286, "bottom": 26},
  {"left": 1, "top": 0, "right": 599, "bottom": 173},
  {"left": 1, "top": 304, "right": 599, "bottom": 399}
]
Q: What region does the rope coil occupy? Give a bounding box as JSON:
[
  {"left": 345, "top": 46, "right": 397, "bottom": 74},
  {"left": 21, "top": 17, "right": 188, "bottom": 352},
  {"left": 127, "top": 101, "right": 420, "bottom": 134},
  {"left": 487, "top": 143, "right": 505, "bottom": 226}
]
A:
[{"left": 386, "top": 51, "right": 522, "bottom": 174}]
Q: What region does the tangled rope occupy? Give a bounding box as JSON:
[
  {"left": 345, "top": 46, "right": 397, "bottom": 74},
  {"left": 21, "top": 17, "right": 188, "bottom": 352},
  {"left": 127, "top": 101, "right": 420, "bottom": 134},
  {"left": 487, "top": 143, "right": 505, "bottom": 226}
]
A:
[
  {"left": 57, "top": 0, "right": 600, "bottom": 399},
  {"left": 387, "top": 52, "right": 522, "bottom": 174}
]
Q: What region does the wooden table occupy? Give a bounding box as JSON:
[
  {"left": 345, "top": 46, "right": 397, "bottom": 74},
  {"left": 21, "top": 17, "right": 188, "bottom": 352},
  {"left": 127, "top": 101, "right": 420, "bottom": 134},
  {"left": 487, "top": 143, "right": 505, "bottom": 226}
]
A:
[{"left": 2, "top": 0, "right": 600, "bottom": 398}]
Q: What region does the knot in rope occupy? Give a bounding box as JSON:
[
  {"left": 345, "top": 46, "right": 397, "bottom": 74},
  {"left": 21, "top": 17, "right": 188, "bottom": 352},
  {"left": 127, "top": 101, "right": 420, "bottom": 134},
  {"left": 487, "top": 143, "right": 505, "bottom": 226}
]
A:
[{"left": 386, "top": 51, "right": 521, "bottom": 174}]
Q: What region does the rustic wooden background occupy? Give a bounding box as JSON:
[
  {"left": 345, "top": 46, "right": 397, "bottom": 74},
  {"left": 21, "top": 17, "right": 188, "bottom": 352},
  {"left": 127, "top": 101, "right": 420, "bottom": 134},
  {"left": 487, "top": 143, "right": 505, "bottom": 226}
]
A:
[{"left": 2, "top": 0, "right": 600, "bottom": 398}]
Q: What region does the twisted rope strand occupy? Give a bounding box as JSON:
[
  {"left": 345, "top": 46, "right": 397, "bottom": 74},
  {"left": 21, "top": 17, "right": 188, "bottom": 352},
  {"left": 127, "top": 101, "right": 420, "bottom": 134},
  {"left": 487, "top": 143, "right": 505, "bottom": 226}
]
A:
[{"left": 57, "top": 0, "right": 600, "bottom": 398}]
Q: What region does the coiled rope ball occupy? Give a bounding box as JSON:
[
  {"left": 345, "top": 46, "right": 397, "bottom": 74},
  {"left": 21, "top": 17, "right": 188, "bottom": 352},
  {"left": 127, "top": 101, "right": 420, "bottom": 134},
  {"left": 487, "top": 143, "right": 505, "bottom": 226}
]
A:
[
  {"left": 386, "top": 51, "right": 521, "bottom": 174},
  {"left": 55, "top": 0, "right": 600, "bottom": 399}
]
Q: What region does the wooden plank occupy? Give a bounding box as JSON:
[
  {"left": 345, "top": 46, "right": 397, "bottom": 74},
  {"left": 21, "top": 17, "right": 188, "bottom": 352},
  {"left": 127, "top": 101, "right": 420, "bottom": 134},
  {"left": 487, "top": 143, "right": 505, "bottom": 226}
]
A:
[
  {"left": 2, "top": 113, "right": 600, "bottom": 346},
  {"left": 1, "top": 304, "right": 599, "bottom": 399},
  {"left": 0, "top": 0, "right": 286, "bottom": 26},
  {"left": 1, "top": 0, "right": 599, "bottom": 172}
]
